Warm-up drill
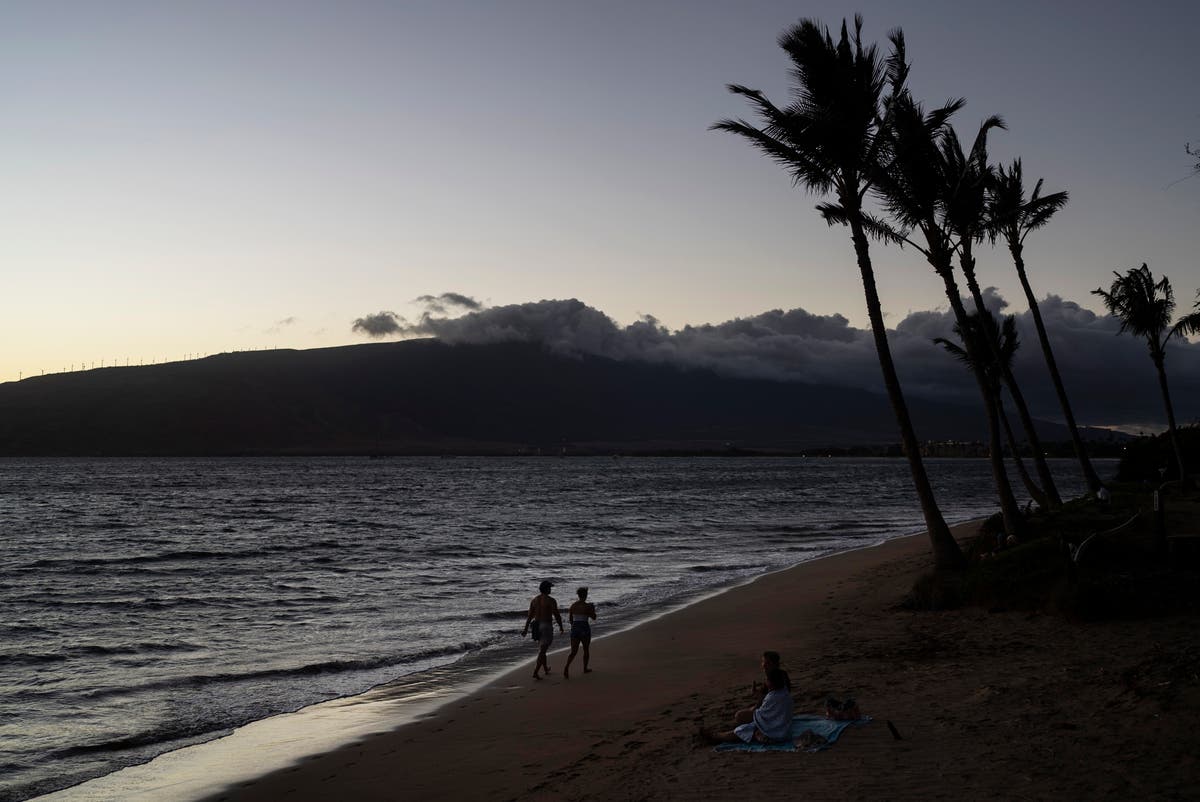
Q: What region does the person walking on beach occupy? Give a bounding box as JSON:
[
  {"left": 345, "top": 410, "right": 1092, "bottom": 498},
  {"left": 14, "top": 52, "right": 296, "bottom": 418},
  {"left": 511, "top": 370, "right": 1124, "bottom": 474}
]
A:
[
  {"left": 735, "top": 650, "right": 790, "bottom": 725},
  {"left": 563, "top": 586, "right": 596, "bottom": 679},
  {"left": 522, "top": 580, "right": 563, "bottom": 680}
]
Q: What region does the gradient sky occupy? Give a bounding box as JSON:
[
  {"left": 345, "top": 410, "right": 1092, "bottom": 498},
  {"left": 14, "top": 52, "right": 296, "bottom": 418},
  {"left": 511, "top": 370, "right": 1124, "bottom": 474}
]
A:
[{"left": 2, "top": 0, "right": 1198, "bottom": 385}]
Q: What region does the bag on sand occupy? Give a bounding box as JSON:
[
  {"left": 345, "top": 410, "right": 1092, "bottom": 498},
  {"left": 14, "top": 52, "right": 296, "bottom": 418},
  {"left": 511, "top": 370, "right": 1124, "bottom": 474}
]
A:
[{"left": 825, "top": 697, "right": 861, "bottom": 721}]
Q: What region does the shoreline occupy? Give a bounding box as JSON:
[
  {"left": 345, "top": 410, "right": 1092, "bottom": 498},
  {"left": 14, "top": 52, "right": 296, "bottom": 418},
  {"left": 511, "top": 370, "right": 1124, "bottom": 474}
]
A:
[
  {"left": 199, "top": 510, "right": 1198, "bottom": 801},
  {"left": 198, "top": 526, "right": 956, "bottom": 801},
  {"left": 32, "top": 524, "right": 944, "bottom": 802},
  {"left": 43, "top": 496, "right": 1196, "bottom": 802}
]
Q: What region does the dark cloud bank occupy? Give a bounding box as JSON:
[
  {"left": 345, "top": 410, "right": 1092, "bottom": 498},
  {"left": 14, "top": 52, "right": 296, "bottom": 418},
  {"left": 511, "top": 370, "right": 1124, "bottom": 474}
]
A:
[{"left": 355, "top": 291, "right": 1200, "bottom": 431}]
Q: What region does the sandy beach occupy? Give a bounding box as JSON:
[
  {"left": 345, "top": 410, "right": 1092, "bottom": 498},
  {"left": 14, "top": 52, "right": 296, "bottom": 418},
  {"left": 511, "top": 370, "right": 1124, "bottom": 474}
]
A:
[{"left": 205, "top": 523, "right": 1200, "bottom": 801}]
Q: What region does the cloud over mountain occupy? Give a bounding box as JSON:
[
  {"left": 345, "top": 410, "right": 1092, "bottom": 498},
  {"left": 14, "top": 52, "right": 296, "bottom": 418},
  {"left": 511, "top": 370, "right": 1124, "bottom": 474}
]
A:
[
  {"left": 352, "top": 291, "right": 1200, "bottom": 430},
  {"left": 352, "top": 311, "right": 404, "bottom": 337}
]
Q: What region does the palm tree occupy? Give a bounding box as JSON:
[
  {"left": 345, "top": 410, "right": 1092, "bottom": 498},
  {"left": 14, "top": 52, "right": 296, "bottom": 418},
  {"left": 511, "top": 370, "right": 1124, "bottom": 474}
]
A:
[
  {"left": 713, "top": 16, "right": 964, "bottom": 568},
  {"left": 872, "top": 91, "right": 1028, "bottom": 541},
  {"left": 935, "top": 312, "right": 1048, "bottom": 508},
  {"left": 988, "top": 161, "right": 1104, "bottom": 494},
  {"left": 1093, "top": 264, "right": 1200, "bottom": 486},
  {"left": 944, "top": 134, "right": 1063, "bottom": 507}
]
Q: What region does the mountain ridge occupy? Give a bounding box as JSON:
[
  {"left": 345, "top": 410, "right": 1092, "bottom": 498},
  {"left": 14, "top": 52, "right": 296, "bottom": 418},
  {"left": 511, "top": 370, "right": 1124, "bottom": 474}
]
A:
[{"left": 0, "top": 339, "right": 1119, "bottom": 456}]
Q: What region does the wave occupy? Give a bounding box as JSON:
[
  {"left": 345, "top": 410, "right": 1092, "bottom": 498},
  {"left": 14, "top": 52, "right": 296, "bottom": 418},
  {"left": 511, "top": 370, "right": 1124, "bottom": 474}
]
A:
[
  {"left": 0, "top": 640, "right": 205, "bottom": 668},
  {"left": 21, "top": 548, "right": 276, "bottom": 571},
  {"left": 15, "top": 595, "right": 256, "bottom": 611},
  {"left": 48, "top": 720, "right": 228, "bottom": 760},
  {"left": 685, "top": 563, "right": 764, "bottom": 573},
  {"left": 73, "top": 642, "right": 490, "bottom": 702},
  {"left": 480, "top": 610, "right": 527, "bottom": 620}
]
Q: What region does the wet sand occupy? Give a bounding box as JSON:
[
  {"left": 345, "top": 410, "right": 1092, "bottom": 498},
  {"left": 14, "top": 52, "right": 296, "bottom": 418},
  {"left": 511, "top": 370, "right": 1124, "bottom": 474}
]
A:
[{"left": 207, "top": 523, "right": 1200, "bottom": 801}]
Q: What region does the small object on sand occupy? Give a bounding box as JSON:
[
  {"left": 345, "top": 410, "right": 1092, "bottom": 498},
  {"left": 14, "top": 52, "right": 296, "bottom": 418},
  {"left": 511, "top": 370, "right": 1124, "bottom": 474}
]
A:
[
  {"left": 795, "top": 730, "right": 828, "bottom": 749},
  {"left": 825, "top": 696, "right": 860, "bottom": 721},
  {"left": 886, "top": 720, "right": 903, "bottom": 740}
]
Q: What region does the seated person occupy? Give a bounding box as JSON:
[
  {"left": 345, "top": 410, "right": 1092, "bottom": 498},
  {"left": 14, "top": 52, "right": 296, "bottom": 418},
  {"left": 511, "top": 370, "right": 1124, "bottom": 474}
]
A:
[
  {"left": 735, "top": 650, "right": 790, "bottom": 725},
  {"left": 709, "top": 667, "right": 794, "bottom": 744}
]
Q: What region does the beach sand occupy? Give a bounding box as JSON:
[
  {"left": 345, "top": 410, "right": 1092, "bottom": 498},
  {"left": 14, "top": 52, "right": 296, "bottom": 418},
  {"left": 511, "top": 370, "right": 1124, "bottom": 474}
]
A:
[{"left": 208, "top": 523, "right": 1200, "bottom": 801}]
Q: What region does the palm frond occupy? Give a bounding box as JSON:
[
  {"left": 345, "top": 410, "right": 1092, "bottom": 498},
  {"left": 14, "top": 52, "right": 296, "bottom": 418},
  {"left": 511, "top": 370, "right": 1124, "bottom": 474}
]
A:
[
  {"left": 1021, "top": 186, "right": 1069, "bottom": 240},
  {"left": 815, "top": 202, "right": 850, "bottom": 227},
  {"left": 710, "top": 116, "right": 836, "bottom": 194},
  {"left": 1093, "top": 263, "right": 1177, "bottom": 342},
  {"left": 933, "top": 336, "right": 972, "bottom": 367},
  {"left": 985, "top": 159, "right": 1070, "bottom": 248},
  {"left": 1170, "top": 311, "right": 1200, "bottom": 341},
  {"left": 944, "top": 115, "right": 1005, "bottom": 244},
  {"left": 717, "top": 16, "right": 915, "bottom": 214},
  {"left": 859, "top": 210, "right": 909, "bottom": 246}
]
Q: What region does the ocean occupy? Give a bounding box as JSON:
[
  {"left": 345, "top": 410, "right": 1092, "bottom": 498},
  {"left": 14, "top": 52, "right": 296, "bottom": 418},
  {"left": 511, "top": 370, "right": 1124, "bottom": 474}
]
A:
[{"left": 0, "top": 456, "right": 1111, "bottom": 801}]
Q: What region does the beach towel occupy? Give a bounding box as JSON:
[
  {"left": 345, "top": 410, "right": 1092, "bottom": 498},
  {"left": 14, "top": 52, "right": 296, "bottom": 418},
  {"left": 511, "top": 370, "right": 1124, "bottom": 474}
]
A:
[{"left": 714, "top": 715, "right": 872, "bottom": 753}]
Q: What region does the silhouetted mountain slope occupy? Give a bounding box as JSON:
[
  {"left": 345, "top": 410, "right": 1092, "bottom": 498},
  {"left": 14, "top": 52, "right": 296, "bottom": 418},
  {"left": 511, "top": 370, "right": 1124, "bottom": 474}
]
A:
[{"left": 0, "top": 339, "right": 1107, "bottom": 456}]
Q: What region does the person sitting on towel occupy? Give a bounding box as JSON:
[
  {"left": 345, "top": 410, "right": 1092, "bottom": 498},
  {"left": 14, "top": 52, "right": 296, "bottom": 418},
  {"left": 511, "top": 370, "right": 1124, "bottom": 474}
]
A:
[
  {"left": 708, "top": 668, "right": 794, "bottom": 744},
  {"left": 735, "top": 650, "right": 789, "bottom": 725}
]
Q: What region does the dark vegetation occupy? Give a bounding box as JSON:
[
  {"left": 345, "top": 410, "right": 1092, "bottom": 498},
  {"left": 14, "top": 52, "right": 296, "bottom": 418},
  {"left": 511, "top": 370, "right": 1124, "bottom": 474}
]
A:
[
  {"left": 1116, "top": 426, "right": 1200, "bottom": 483},
  {"left": 905, "top": 477, "right": 1200, "bottom": 620}
]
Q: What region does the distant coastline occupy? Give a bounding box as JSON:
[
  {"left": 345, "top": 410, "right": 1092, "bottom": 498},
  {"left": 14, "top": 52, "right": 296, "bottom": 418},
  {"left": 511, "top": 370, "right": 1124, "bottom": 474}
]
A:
[{"left": 0, "top": 339, "right": 1126, "bottom": 458}]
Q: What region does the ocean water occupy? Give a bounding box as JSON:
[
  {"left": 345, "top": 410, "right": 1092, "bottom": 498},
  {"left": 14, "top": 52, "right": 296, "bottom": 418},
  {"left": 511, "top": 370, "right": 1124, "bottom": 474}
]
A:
[{"left": 0, "top": 456, "right": 1110, "bottom": 801}]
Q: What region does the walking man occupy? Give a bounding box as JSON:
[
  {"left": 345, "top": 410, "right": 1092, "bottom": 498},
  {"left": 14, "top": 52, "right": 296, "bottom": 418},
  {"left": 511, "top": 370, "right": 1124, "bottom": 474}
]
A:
[{"left": 522, "top": 580, "right": 563, "bottom": 680}]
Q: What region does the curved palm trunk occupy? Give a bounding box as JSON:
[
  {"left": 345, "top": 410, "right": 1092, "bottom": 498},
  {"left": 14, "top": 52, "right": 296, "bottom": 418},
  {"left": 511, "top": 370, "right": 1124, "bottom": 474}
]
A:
[
  {"left": 935, "top": 263, "right": 1027, "bottom": 540},
  {"left": 998, "top": 393, "right": 1047, "bottom": 508},
  {"left": 959, "top": 249, "right": 1061, "bottom": 507},
  {"left": 849, "top": 219, "right": 964, "bottom": 569},
  {"left": 1009, "top": 243, "right": 1104, "bottom": 493},
  {"left": 997, "top": 365, "right": 1061, "bottom": 504},
  {"left": 1152, "top": 352, "right": 1189, "bottom": 487}
]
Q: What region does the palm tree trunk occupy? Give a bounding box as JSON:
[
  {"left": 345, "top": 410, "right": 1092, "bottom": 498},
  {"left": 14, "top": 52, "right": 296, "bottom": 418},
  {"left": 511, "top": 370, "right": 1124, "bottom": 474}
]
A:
[
  {"left": 936, "top": 263, "right": 1027, "bottom": 540},
  {"left": 959, "top": 250, "right": 1061, "bottom": 506},
  {"left": 998, "top": 392, "right": 1047, "bottom": 508},
  {"left": 1009, "top": 243, "right": 1104, "bottom": 493},
  {"left": 997, "top": 363, "right": 1061, "bottom": 505},
  {"left": 849, "top": 218, "right": 964, "bottom": 569},
  {"left": 1152, "top": 352, "right": 1189, "bottom": 487}
]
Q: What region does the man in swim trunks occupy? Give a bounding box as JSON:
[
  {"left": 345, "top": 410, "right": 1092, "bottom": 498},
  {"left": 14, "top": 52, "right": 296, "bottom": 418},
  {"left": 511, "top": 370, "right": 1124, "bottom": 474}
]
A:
[
  {"left": 522, "top": 580, "right": 563, "bottom": 680},
  {"left": 564, "top": 586, "right": 597, "bottom": 679}
]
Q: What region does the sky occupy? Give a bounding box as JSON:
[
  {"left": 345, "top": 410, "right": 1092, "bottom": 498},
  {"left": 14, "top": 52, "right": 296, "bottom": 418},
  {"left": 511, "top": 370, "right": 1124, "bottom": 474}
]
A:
[{"left": 2, "top": 1, "right": 1198, "bottom": 427}]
